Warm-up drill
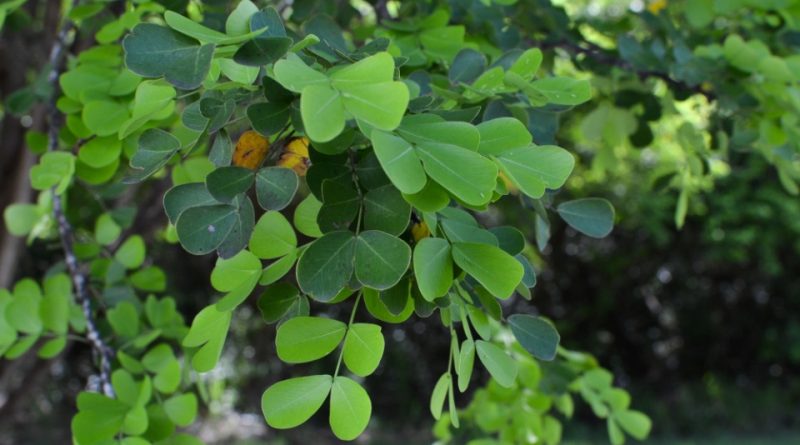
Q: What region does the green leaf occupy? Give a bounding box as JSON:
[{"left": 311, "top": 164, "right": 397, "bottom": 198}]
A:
[
  {"left": 416, "top": 142, "right": 497, "bottom": 206},
  {"left": 115, "top": 235, "right": 145, "bottom": 269},
  {"left": 508, "top": 314, "right": 560, "bottom": 361},
  {"left": 300, "top": 84, "right": 345, "bottom": 142},
  {"left": 30, "top": 152, "right": 75, "bottom": 194},
  {"left": 355, "top": 230, "right": 411, "bottom": 290},
  {"left": 363, "top": 287, "right": 414, "bottom": 324},
  {"left": 262, "top": 375, "right": 332, "bottom": 429},
  {"left": 248, "top": 102, "right": 292, "bottom": 136},
  {"left": 72, "top": 393, "right": 128, "bottom": 445},
  {"left": 363, "top": 185, "right": 411, "bottom": 235},
  {"left": 329, "top": 376, "right": 372, "bottom": 441},
  {"left": 163, "top": 183, "right": 217, "bottom": 225},
  {"left": 318, "top": 179, "right": 360, "bottom": 232},
  {"left": 79, "top": 136, "right": 122, "bottom": 168},
  {"left": 183, "top": 305, "right": 231, "bottom": 372},
  {"left": 205, "top": 166, "right": 255, "bottom": 203},
  {"left": 476, "top": 117, "right": 531, "bottom": 155},
  {"left": 343, "top": 323, "right": 385, "bottom": 377},
  {"left": 3, "top": 204, "right": 39, "bottom": 236},
  {"left": 494, "top": 145, "right": 575, "bottom": 198},
  {"left": 257, "top": 282, "right": 300, "bottom": 324},
  {"left": 452, "top": 243, "right": 523, "bottom": 299},
  {"left": 82, "top": 100, "right": 130, "bottom": 137},
  {"left": 449, "top": 49, "right": 487, "bottom": 84},
  {"left": 275, "top": 316, "right": 346, "bottom": 363},
  {"left": 340, "top": 82, "right": 409, "bottom": 132},
  {"left": 413, "top": 237, "right": 452, "bottom": 301},
  {"left": 430, "top": 373, "right": 450, "bottom": 420},
  {"left": 614, "top": 410, "right": 652, "bottom": 440},
  {"left": 330, "top": 51, "right": 395, "bottom": 87},
  {"left": 129, "top": 128, "right": 181, "bottom": 182},
  {"left": 210, "top": 249, "right": 261, "bottom": 310},
  {"left": 95, "top": 213, "right": 121, "bottom": 246},
  {"left": 259, "top": 249, "right": 298, "bottom": 285},
  {"left": 225, "top": 0, "right": 259, "bottom": 36},
  {"left": 108, "top": 302, "right": 140, "bottom": 338},
  {"left": 294, "top": 194, "right": 324, "bottom": 237},
  {"left": 273, "top": 53, "right": 328, "bottom": 93},
  {"left": 370, "top": 130, "right": 427, "bottom": 195},
  {"left": 530, "top": 77, "right": 592, "bottom": 106},
  {"left": 123, "top": 24, "right": 214, "bottom": 90},
  {"left": 490, "top": 226, "right": 525, "bottom": 255},
  {"left": 402, "top": 181, "right": 450, "bottom": 212},
  {"left": 255, "top": 167, "right": 299, "bottom": 211},
  {"left": 296, "top": 231, "right": 356, "bottom": 301},
  {"left": 509, "top": 48, "right": 543, "bottom": 81},
  {"left": 249, "top": 211, "right": 297, "bottom": 259},
  {"left": 457, "top": 339, "right": 475, "bottom": 392},
  {"left": 475, "top": 340, "right": 518, "bottom": 388},
  {"left": 164, "top": 393, "right": 198, "bottom": 427},
  {"left": 557, "top": 198, "right": 615, "bottom": 238},
  {"left": 419, "top": 26, "right": 465, "bottom": 62},
  {"left": 164, "top": 10, "right": 268, "bottom": 45},
  {"left": 175, "top": 205, "right": 238, "bottom": 255}
]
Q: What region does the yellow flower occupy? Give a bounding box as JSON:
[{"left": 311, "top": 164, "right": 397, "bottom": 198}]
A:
[
  {"left": 232, "top": 130, "right": 270, "bottom": 170},
  {"left": 278, "top": 137, "right": 310, "bottom": 176},
  {"left": 647, "top": 0, "right": 668, "bottom": 14},
  {"left": 411, "top": 221, "right": 430, "bottom": 242}
]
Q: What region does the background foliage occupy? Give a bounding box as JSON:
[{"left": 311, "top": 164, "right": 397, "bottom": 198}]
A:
[{"left": 0, "top": 0, "right": 798, "bottom": 444}]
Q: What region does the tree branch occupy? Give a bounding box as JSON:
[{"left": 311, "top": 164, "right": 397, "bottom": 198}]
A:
[
  {"left": 545, "top": 39, "right": 714, "bottom": 100},
  {"left": 44, "top": 2, "right": 115, "bottom": 398}
]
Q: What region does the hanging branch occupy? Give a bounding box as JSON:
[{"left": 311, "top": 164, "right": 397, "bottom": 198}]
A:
[{"left": 45, "top": 2, "right": 115, "bottom": 398}]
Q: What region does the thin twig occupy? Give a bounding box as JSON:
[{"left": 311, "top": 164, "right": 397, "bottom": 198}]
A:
[{"left": 45, "top": 1, "right": 115, "bottom": 398}]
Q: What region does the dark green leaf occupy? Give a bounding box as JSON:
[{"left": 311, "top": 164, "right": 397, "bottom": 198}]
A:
[
  {"left": 175, "top": 205, "right": 238, "bottom": 255},
  {"left": 508, "top": 314, "right": 560, "bottom": 361},
  {"left": 557, "top": 198, "right": 615, "bottom": 238},
  {"left": 296, "top": 231, "right": 356, "bottom": 301},
  {"left": 123, "top": 24, "right": 214, "bottom": 90},
  {"left": 205, "top": 167, "right": 255, "bottom": 203},
  {"left": 255, "top": 167, "right": 299, "bottom": 211}
]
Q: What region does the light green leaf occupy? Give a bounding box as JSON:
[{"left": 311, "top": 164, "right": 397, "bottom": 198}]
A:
[
  {"left": 275, "top": 316, "right": 346, "bottom": 363},
  {"left": 413, "top": 237, "right": 452, "bottom": 301},
  {"left": 530, "top": 77, "right": 592, "bottom": 106},
  {"left": 475, "top": 340, "right": 517, "bottom": 388},
  {"left": 164, "top": 393, "right": 198, "bottom": 427},
  {"left": 340, "top": 82, "right": 409, "bottom": 132},
  {"left": 614, "top": 410, "right": 652, "bottom": 440},
  {"left": 294, "top": 194, "right": 324, "bottom": 238},
  {"left": 370, "top": 130, "right": 427, "bottom": 194},
  {"left": 273, "top": 54, "right": 328, "bottom": 93},
  {"left": 451, "top": 243, "right": 523, "bottom": 299},
  {"left": 329, "top": 376, "right": 372, "bottom": 441},
  {"left": 30, "top": 151, "right": 75, "bottom": 194},
  {"left": 457, "top": 339, "right": 475, "bottom": 392},
  {"left": 300, "top": 84, "right": 345, "bottom": 142},
  {"left": 430, "top": 373, "right": 450, "bottom": 420},
  {"left": 115, "top": 235, "right": 145, "bottom": 269},
  {"left": 262, "top": 375, "right": 333, "bottom": 428},
  {"left": 330, "top": 51, "right": 395, "bottom": 87},
  {"left": 494, "top": 145, "right": 575, "bottom": 198},
  {"left": 225, "top": 0, "right": 259, "bottom": 36},
  {"left": 249, "top": 211, "right": 297, "bottom": 259},
  {"left": 476, "top": 117, "right": 531, "bottom": 155},
  {"left": 183, "top": 305, "right": 231, "bottom": 372},
  {"left": 343, "top": 323, "right": 385, "bottom": 377},
  {"left": 3, "top": 204, "right": 40, "bottom": 237},
  {"left": 416, "top": 142, "right": 497, "bottom": 206}
]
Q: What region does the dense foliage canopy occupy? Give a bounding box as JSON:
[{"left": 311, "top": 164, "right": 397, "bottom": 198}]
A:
[{"left": 0, "top": 0, "right": 798, "bottom": 444}]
